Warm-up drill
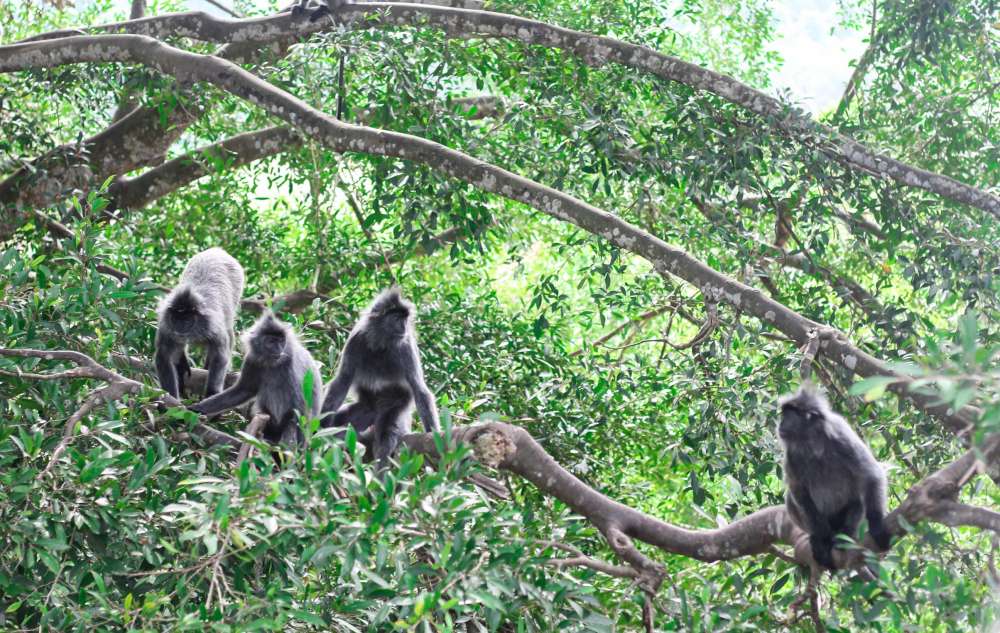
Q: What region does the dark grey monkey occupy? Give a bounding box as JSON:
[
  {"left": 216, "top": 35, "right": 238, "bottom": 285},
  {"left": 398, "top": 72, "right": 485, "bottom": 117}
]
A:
[
  {"left": 155, "top": 247, "right": 244, "bottom": 399},
  {"left": 778, "top": 385, "right": 892, "bottom": 570},
  {"left": 321, "top": 287, "right": 439, "bottom": 470},
  {"left": 190, "top": 312, "right": 322, "bottom": 446},
  {"left": 289, "top": 0, "right": 346, "bottom": 21}
]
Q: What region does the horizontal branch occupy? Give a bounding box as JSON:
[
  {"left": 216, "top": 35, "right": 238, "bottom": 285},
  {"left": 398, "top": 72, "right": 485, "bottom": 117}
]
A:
[
  {"left": 0, "top": 33, "right": 979, "bottom": 438},
  {"left": 12, "top": 4, "right": 997, "bottom": 218},
  {"left": 4, "top": 347, "right": 998, "bottom": 577},
  {"left": 930, "top": 501, "right": 1000, "bottom": 533},
  {"left": 0, "top": 347, "right": 240, "bottom": 451}
]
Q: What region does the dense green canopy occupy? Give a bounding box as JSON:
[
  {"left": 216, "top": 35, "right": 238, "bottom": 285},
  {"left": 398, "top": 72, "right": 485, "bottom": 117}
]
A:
[{"left": 0, "top": 0, "right": 997, "bottom": 630}]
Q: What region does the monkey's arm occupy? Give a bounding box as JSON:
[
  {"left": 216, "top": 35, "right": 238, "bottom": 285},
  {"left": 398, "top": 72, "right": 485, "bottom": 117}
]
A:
[
  {"left": 203, "top": 338, "right": 230, "bottom": 397},
  {"left": 189, "top": 367, "right": 261, "bottom": 416},
  {"left": 154, "top": 336, "right": 182, "bottom": 398},
  {"left": 321, "top": 351, "right": 354, "bottom": 415},
  {"left": 863, "top": 475, "right": 892, "bottom": 550},
  {"left": 402, "top": 344, "right": 439, "bottom": 432}
]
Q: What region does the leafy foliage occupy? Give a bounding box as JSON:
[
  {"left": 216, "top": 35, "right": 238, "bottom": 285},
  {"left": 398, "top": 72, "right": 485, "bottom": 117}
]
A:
[{"left": 0, "top": 0, "right": 998, "bottom": 630}]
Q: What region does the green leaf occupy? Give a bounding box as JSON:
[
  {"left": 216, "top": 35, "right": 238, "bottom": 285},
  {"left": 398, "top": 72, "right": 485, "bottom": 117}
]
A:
[{"left": 848, "top": 376, "right": 898, "bottom": 401}]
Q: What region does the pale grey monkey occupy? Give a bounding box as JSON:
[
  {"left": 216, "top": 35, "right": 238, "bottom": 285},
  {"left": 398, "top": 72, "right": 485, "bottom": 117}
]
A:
[{"left": 155, "top": 247, "right": 244, "bottom": 398}]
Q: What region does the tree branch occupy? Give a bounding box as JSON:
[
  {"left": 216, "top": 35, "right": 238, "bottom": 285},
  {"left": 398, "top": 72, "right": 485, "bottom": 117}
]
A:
[
  {"left": 0, "top": 33, "right": 980, "bottom": 438},
  {"left": 4, "top": 347, "right": 999, "bottom": 582},
  {"left": 11, "top": 4, "right": 997, "bottom": 217},
  {"left": 110, "top": 97, "right": 501, "bottom": 210},
  {"left": 0, "top": 21, "right": 298, "bottom": 240},
  {"left": 0, "top": 347, "right": 241, "bottom": 452}
]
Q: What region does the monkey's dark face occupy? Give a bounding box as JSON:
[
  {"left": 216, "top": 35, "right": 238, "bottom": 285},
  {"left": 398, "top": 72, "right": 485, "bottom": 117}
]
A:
[
  {"left": 778, "top": 399, "right": 823, "bottom": 442},
  {"left": 253, "top": 329, "right": 288, "bottom": 362},
  {"left": 168, "top": 296, "right": 206, "bottom": 336},
  {"left": 375, "top": 306, "right": 410, "bottom": 339}
]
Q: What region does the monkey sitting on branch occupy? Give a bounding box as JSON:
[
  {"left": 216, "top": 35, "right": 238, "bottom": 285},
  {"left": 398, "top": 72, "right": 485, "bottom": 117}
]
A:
[
  {"left": 321, "top": 287, "right": 440, "bottom": 470},
  {"left": 155, "top": 247, "right": 244, "bottom": 399},
  {"left": 190, "top": 312, "right": 322, "bottom": 447},
  {"left": 778, "top": 385, "right": 892, "bottom": 571}
]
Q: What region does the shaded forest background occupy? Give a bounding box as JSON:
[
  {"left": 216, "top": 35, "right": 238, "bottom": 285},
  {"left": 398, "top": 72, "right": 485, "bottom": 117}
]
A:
[{"left": 0, "top": 0, "right": 998, "bottom": 630}]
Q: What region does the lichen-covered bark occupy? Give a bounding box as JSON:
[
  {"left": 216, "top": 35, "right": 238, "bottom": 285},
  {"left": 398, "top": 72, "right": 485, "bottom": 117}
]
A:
[
  {"left": 10, "top": 4, "right": 996, "bottom": 218},
  {"left": 0, "top": 33, "right": 980, "bottom": 437},
  {"left": 0, "top": 32, "right": 293, "bottom": 241}
]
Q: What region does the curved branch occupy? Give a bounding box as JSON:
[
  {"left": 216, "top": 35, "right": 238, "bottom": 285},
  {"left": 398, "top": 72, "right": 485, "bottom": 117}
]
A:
[
  {"left": 0, "top": 33, "right": 979, "bottom": 438},
  {"left": 111, "top": 97, "right": 502, "bottom": 210},
  {"left": 4, "top": 347, "right": 998, "bottom": 576},
  {"left": 930, "top": 501, "right": 1000, "bottom": 533},
  {"left": 11, "top": 4, "right": 998, "bottom": 218},
  {"left": 0, "top": 23, "right": 297, "bottom": 241}
]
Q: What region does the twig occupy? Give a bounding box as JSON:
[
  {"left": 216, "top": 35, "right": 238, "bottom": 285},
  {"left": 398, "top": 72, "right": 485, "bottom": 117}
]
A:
[
  {"left": 788, "top": 566, "right": 826, "bottom": 632},
  {"left": 603, "top": 299, "right": 718, "bottom": 352},
  {"left": 237, "top": 413, "right": 269, "bottom": 463},
  {"left": 337, "top": 177, "right": 399, "bottom": 285},
  {"left": 570, "top": 303, "right": 676, "bottom": 357},
  {"left": 799, "top": 328, "right": 823, "bottom": 381}
]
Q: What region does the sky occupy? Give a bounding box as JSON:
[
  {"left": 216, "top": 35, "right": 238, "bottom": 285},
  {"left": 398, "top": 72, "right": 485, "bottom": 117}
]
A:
[
  {"left": 187, "top": 0, "right": 868, "bottom": 116},
  {"left": 768, "top": 0, "right": 867, "bottom": 114}
]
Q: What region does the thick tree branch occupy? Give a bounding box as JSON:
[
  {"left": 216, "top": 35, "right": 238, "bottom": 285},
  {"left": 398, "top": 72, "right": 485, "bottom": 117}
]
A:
[
  {"left": 11, "top": 5, "right": 998, "bottom": 218},
  {"left": 4, "top": 348, "right": 998, "bottom": 581},
  {"left": 0, "top": 24, "right": 297, "bottom": 241},
  {"left": 929, "top": 501, "right": 1000, "bottom": 533},
  {"left": 0, "top": 33, "right": 980, "bottom": 438},
  {"left": 111, "top": 97, "right": 501, "bottom": 210}
]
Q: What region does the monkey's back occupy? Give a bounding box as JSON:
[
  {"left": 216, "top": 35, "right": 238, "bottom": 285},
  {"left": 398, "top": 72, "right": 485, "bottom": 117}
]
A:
[
  {"left": 178, "top": 248, "right": 245, "bottom": 326},
  {"left": 784, "top": 420, "right": 884, "bottom": 517}
]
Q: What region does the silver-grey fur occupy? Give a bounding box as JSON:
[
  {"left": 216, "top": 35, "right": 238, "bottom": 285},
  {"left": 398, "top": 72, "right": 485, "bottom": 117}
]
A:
[
  {"left": 190, "top": 312, "right": 322, "bottom": 446},
  {"left": 778, "top": 384, "right": 891, "bottom": 569},
  {"left": 155, "top": 247, "right": 244, "bottom": 398},
  {"left": 320, "top": 287, "right": 439, "bottom": 470}
]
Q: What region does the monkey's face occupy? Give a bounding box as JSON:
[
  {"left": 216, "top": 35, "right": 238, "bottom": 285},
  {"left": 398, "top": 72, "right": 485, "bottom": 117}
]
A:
[
  {"left": 778, "top": 399, "right": 822, "bottom": 442},
  {"left": 372, "top": 306, "right": 410, "bottom": 340},
  {"left": 254, "top": 330, "right": 288, "bottom": 362},
  {"left": 169, "top": 304, "right": 205, "bottom": 336}
]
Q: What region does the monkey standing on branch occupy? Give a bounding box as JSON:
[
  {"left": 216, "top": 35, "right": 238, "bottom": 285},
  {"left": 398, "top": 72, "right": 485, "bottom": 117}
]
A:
[
  {"left": 289, "top": 0, "right": 347, "bottom": 21},
  {"left": 778, "top": 385, "right": 892, "bottom": 570},
  {"left": 155, "top": 247, "right": 244, "bottom": 399},
  {"left": 190, "top": 312, "right": 322, "bottom": 446},
  {"left": 321, "top": 288, "right": 440, "bottom": 470}
]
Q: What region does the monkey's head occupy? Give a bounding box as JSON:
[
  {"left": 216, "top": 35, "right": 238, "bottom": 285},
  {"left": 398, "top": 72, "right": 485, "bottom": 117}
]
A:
[
  {"left": 363, "top": 287, "right": 414, "bottom": 346},
  {"left": 160, "top": 287, "right": 207, "bottom": 337},
  {"left": 777, "top": 384, "right": 832, "bottom": 443},
  {"left": 244, "top": 313, "right": 291, "bottom": 366}
]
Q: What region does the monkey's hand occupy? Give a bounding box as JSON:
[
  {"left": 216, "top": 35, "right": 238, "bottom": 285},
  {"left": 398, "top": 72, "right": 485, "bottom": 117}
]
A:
[
  {"left": 869, "top": 525, "right": 892, "bottom": 551},
  {"left": 809, "top": 535, "right": 837, "bottom": 570}
]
